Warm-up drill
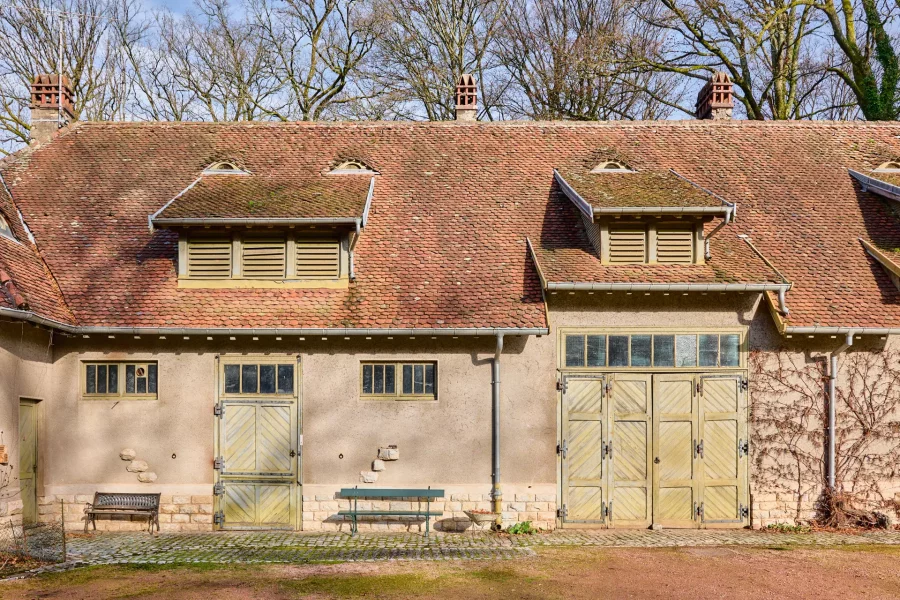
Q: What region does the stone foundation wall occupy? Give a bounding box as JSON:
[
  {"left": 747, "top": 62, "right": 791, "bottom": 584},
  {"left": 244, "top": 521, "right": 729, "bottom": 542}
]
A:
[
  {"left": 39, "top": 495, "right": 215, "bottom": 532},
  {"left": 750, "top": 492, "right": 818, "bottom": 529}
]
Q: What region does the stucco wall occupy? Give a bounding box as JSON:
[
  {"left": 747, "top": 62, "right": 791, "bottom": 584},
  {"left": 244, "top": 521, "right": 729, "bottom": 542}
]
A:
[{"left": 0, "top": 321, "right": 55, "bottom": 525}]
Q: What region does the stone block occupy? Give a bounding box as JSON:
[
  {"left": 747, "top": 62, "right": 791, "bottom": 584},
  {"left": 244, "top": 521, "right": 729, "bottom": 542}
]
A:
[
  {"left": 138, "top": 472, "right": 158, "bottom": 483},
  {"left": 173, "top": 495, "right": 192, "bottom": 505},
  {"left": 192, "top": 513, "right": 213, "bottom": 524},
  {"left": 515, "top": 493, "right": 535, "bottom": 502},
  {"left": 372, "top": 459, "right": 386, "bottom": 472},
  {"left": 535, "top": 493, "right": 556, "bottom": 502},
  {"left": 75, "top": 494, "right": 93, "bottom": 503},
  {"left": 377, "top": 447, "right": 399, "bottom": 461},
  {"left": 7, "top": 500, "right": 23, "bottom": 515},
  {"left": 197, "top": 504, "right": 214, "bottom": 514},
  {"left": 171, "top": 513, "right": 190, "bottom": 523},
  {"left": 126, "top": 460, "right": 149, "bottom": 473},
  {"left": 316, "top": 494, "right": 334, "bottom": 502},
  {"left": 360, "top": 471, "right": 378, "bottom": 483},
  {"left": 178, "top": 505, "right": 196, "bottom": 514},
  {"left": 120, "top": 448, "right": 137, "bottom": 461},
  {"left": 160, "top": 504, "right": 179, "bottom": 514}
]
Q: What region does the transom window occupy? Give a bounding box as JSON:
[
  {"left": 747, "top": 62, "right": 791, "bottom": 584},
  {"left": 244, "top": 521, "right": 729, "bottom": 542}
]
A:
[
  {"left": 330, "top": 159, "right": 377, "bottom": 174},
  {"left": 591, "top": 160, "right": 633, "bottom": 173},
  {"left": 223, "top": 362, "right": 295, "bottom": 395},
  {"left": 874, "top": 161, "right": 900, "bottom": 172},
  {"left": 605, "top": 223, "right": 696, "bottom": 264},
  {"left": 202, "top": 161, "right": 249, "bottom": 175},
  {"left": 0, "top": 213, "right": 16, "bottom": 241},
  {"left": 564, "top": 333, "right": 741, "bottom": 369},
  {"left": 361, "top": 362, "right": 437, "bottom": 400},
  {"left": 83, "top": 362, "right": 158, "bottom": 399}
]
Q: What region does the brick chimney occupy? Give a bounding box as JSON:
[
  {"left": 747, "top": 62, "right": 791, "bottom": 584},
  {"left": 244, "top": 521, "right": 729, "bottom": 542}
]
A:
[
  {"left": 30, "top": 74, "right": 74, "bottom": 145},
  {"left": 695, "top": 71, "right": 733, "bottom": 120},
  {"left": 454, "top": 74, "right": 477, "bottom": 122}
]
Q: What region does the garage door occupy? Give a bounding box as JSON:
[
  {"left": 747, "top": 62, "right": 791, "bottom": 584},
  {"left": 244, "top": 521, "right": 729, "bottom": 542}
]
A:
[{"left": 561, "top": 372, "right": 747, "bottom": 528}]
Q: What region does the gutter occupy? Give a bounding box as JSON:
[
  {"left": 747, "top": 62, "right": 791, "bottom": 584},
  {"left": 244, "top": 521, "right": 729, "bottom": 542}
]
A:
[
  {"left": 492, "top": 333, "right": 504, "bottom": 528},
  {"left": 0, "top": 307, "right": 77, "bottom": 333},
  {"left": 151, "top": 217, "right": 362, "bottom": 228},
  {"left": 849, "top": 169, "right": 900, "bottom": 203},
  {"left": 827, "top": 332, "right": 855, "bottom": 490},
  {"left": 783, "top": 327, "right": 900, "bottom": 335},
  {"left": 593, "top": 207, "right": 730, "bottom": 215},
  {"left": 703, "top": 207, "right": 734, "bottom": 258}
]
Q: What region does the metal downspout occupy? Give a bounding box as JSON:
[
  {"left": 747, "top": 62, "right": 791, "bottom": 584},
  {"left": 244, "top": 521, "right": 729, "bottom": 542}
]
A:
[
  {"left": 827, "top": 332, "right": 854, "bottom": 490},
  {"left": 492, "top": 333, "right": 504, "bottom": 528},
  {"left": 704, "top": 207, "right": 733, "bottom": 259}
]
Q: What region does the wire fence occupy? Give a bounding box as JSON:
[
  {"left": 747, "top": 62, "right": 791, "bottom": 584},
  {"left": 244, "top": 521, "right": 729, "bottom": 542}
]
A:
[{"left": 0, "top": 501, "right": 67, "bottom": 568}]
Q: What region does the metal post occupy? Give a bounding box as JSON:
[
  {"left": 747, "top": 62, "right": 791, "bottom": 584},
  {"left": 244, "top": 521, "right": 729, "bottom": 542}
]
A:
[
  {"left": 827, "top": 332, "right": 854, "bottom": 490},
  {"left": 492, "top": 334, "right": 504, "bottom": 529},
  {"left": 60, "top": 498, "right": 66, "bottom": 562}
]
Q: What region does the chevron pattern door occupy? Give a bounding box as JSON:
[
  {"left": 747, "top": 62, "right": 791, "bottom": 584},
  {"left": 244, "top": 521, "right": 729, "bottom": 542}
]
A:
[
  {"left": 561, "top": 376, "right": 607, "bottom": 524},
  {"left": 607, "top": 374, "right": 652, "bottom": 527},
  {"left": 652, "top": 374, "right": 699, "bottom": 528}
]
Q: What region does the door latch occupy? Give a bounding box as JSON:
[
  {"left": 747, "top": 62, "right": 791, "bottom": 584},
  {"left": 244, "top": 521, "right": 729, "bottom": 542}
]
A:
[
  {"left": 694, "top": 439, "right": 704, "bottom": 459},
  {"left": 738, "top": 439, "right": 749, "bottom": 457},
  {"left": 290, "top": 450, "right": 296, "bottom": 458},
  {"left": 694, "top": 502, "right": 704, "bottom": 520},
  {"left": 557, "top": 440, "right": 568, "bottom": 459}
]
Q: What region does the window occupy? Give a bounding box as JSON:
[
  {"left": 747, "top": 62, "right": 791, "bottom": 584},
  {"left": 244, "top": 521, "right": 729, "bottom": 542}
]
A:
[
  {"left": 330, "top": 159, "right": 377, "bottom": 174},
  {"left": 183, "top": 232, "right": 342, "bottom": 281},
  {"left": 361, "top": 362, "right": 437, "bottom": 400},
  {"left": 591, "top": 160, "right": 633, "bottom": 173},
  {"left": 0, "top": 214, "right": 15, "bottom": 241},
  {"left": 84, "top": 362, "right": 158, "bottom": 398},
  {"left": 606, "top": 224, "right": 697, "bottom": 265},
  {"left": 564, "top": 333, "right": 742, "bottom": 369},
  {"left": 875, "top": 161, "right": 900, "bottom": 172},
  {"left": 202, "top": 161, "right": 249, "bottom": 175},
  {"left": 223, "top": 362, "right": 295, "bottom": 395}
]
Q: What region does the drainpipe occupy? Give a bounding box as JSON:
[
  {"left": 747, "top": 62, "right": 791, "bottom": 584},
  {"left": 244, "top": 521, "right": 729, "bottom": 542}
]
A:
[
  {"left": 492, "top": 333, "right": 504, "bottom": 528},
  {"left": 827, "top": 332, "right": 854, "bottom": 490},
  {"left": 704, "top": 206, "right": 733, "bottom": 260}
]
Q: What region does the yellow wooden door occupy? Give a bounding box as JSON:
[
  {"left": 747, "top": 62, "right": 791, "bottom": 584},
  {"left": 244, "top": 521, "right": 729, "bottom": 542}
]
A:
[
  {"left": 18, "top": 401, "right": 37, "bottom": 524},
  {"left": 607, "top": 374, "right": 652, "bottom": 527},
  {"left": 652, "top": 374, "right": 699, "bottom": 528},
  {"left": 698, "top": 375, "right": 749, "bottom": 526},
  {"left": 217, "top": 399, "right": 297, "bottom": 529},
  {"left": 561, "top": 376, "right": 607, "bottom": 524}
]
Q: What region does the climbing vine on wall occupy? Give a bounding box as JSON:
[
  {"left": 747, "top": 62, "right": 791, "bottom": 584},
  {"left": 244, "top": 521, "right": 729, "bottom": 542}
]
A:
[{"left": 750, "top": 348, "right": 900, "bottom": 521}]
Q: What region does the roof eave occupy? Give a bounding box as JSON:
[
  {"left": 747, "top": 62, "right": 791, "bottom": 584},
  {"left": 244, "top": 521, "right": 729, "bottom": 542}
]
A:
[
  {"left": 592, "top": 206, "right": 730, "bottom": 215},
  {"left": 544, "top": 282, "right": 790, "bottom": 292},
  {"left": 151, "top": 217, "right": 362, "bottom": 227},
  {"left": 849, "top": 169, "right": 900, "bottom": 203}
]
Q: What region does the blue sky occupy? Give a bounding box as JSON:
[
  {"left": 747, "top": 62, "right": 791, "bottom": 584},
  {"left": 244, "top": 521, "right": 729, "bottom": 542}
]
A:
[{"left": 148, "top": 0, "right": 193, "bottom": 13}]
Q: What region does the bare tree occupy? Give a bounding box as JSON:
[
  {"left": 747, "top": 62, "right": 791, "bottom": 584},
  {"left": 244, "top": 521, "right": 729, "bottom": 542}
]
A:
[{"left": 498, "top": 0, "right": 682, "bottom": 120}]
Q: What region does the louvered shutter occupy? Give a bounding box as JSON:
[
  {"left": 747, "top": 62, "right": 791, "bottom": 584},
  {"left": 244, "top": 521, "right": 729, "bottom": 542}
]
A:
[
  {"left": 656, "top": 228, "right": 694, "bottom": 264},
  {"left": 242, "top": 237, "right": 287, "bottom": 278},
  {"left": 608, "top": 227, "right": 647, "bottom": 263},
  {"left": 295, "top": 238, "right": 340, "bottom": 279},
  {"left": 187, "top": 238, "right": 232, "bottom": 278}
]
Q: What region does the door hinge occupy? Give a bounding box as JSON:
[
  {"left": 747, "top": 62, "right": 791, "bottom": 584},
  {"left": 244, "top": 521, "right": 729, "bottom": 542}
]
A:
[
  {"left": 556, "top": 379, "right": 567, "bottom": 393},
  {"left": 213, "top": 481, "right": 225, "bottom": 496},
  {"left": 608, "top": 501, "right": 613, "bottom": 520},
  {"left": 213, "top": 511, "right": 225, "bottom": 526},
  {"left": 740, "top": 504, "right": 749, "bottom": 519},
  {"left": 740, "top": 379, "right": 749, "bottom": 391},
  {"left": 213, "top": 456, "right": 225, "bottom": 471},
  {"left": 738, "top": 438, "right": 749, "bottom": 458},
  {"left": 557, "top": 439, "right": 568, "bottom": 459},
  {"left": 214, "top": 403, "right": 224, "bottom": 417},
  {"left": 557, "top": 504, "right": 568, "bottom": 519}
]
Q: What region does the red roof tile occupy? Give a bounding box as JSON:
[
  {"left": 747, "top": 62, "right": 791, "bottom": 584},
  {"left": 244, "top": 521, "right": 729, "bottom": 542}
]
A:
[{"left": 557, "top": 168, "right": 725, "bottom": 210}]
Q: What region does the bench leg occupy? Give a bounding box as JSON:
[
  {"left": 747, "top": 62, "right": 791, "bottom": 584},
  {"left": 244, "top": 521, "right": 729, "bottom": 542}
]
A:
[
  {"left": 425, "top": 516, "right": 430, "bottom": 539},
  {"left": 84, "top": 515, "right": 89, "bottom": 534},
  {"left": 351, "top": 515, "right": 358, "bottom": 536}
]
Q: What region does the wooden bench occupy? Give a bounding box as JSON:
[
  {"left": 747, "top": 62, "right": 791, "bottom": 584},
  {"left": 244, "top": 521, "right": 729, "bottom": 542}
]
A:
[
  {"left": 338, "top": 487, "right": 444, "bottom": 537},
  {"left": 84, "top": 492, "right": 161, "bottom": 533}
]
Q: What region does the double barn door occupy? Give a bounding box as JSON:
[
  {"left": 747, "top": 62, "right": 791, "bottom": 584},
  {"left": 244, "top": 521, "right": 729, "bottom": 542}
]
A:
[{"left": 561, "top": 373, "right": 748, "bottom": 528}]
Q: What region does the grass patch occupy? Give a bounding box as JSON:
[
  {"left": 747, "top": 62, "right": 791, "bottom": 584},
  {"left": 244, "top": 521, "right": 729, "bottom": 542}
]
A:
[{"left": 281, "top": 573, "right": 437, "bottom": 598}]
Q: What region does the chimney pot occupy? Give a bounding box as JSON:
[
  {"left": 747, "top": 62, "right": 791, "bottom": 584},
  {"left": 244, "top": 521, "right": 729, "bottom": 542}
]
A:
[
  {"left": 454, "top": 73, "right": 477, "bottom": 122},
  {"left": 695, "top": 71, "right": 733, "bottom": 120},
  {"left": 29, "top": 74, "right": 75, "bottom": 145}
]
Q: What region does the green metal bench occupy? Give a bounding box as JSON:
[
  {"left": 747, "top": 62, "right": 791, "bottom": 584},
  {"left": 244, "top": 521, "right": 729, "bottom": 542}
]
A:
[{"left": 338, "top": 487, "right": 444, "bottom": 537}]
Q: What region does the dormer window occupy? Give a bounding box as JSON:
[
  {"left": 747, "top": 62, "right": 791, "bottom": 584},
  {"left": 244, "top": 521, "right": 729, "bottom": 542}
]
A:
[
  {"left": 0, "top": 213, "right": 16, "bottom": 241},
  {"left": 591, "top": 160, "right": 634, "bottom": 173},
  {"left": 202, "top": 161, "right": 249, "bottom": 175},
  {"left": 874, "top": 161, "right": 900, "bottom": 172},
  {"left": 330, "top": 160, "right": 378, "bottom": 175},
  {"left": 605, "top": 221, "right": 699, "bottom": 264}
]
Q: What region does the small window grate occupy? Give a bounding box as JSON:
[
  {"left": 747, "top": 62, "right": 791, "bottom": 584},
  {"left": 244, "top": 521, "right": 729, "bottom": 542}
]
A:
[
  {"left": 656, "top": 228, "right": 694, "bottom": 264},
  {"left": 242, "top": 237, "right": 286, "bottom": 278},
  {"left": 609, "top": 228, "right": 646, "bottom": 263},
  {"left": 187, "top": 238, "right": 232, "bottom": 278},
  {"left": 296, "top": 238, "right": 340, "bottom": 279}
]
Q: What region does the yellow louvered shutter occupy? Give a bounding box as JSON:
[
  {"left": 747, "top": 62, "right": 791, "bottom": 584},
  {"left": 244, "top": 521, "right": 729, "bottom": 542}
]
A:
[
  {"left": 608, "top": 227, "right": 647, "bottom": 263},
  {"left": 656, "top": 228, "right": 694, "bottom": 264},
  {"left": 242, "top": 237, "right": 287, "bottom": 278},
  {"left": 187, "top": 238, "right": 232, "bottom": 278},
  {"left": 296, "top": 238, "right": 340, "bottom": 279}
]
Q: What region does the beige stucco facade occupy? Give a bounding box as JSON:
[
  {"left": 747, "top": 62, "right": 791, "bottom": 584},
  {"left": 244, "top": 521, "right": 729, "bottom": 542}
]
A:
[{"left": 1, "top": 291, "right": 899, "bottom": 532}]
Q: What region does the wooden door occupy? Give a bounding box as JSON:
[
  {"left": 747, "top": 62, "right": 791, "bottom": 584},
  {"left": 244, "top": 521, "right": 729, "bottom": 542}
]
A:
[
  {"left": 18, "top": 401, "right": 38, "bottom": 524},
  {"left": 652, "top": 374, "right": 699, "bottom": 528},
  {"left": 561, "top": 376, "right": 607, "bottom": 525},
  {"left": 607, "top": 374, "right": 652, "bottom": 527}
]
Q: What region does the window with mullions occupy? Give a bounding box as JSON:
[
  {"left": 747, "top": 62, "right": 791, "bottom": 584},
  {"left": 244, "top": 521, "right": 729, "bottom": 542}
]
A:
[
  {"left": 564, "top": 334, "right": 741, "bottom": 369},
  {"left": 84, "top": 362, "right": 158, "bottom": 398},
  {"left": 361, "top": 362, "right": 436, "bottom": 400},
  {"left": 223, "top": 362, "right": 295, "bottom": 395}
]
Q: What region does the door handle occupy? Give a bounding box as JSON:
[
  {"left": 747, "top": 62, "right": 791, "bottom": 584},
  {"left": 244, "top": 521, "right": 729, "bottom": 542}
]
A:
[
  {"left": 290, "top": 450, "right": 296, "bottom": 458},
  {"left": 654, "top": 457, "right": 660, "bottom": 464}
]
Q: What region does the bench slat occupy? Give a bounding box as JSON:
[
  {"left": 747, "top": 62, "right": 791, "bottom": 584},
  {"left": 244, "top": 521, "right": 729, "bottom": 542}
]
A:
[
  {"left": 338, "top": 511, "right": 444, "bottom": 517},
  {"left": 339, "top": 488, "right": 444, "bottom": 499}
]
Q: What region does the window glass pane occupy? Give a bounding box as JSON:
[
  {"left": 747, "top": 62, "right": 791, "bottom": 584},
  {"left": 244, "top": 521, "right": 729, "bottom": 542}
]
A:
[
  {"left": 653, "top": 335, "right": 675, "bottom": 367},
  {"left": 586, "top": 335, "right": 606, "bottom": 367},
  {"left": 676, "top": 335, "right": 697, "bottom": 367},
  {"left": 385, "top": 365, "right": 396, "bottom": 394},
  {"left": 148, "top": 364, "right": 158, "bottom": 394},
  {"left": 126, "top": 364, "right": 136, "bottom": 394},
  {"left": 402, "top": 365, "right": 413, "bottom": 394},
  {"left": 241, "top": 364, "right": 258, "bottom": 394},
  {"left": 259, "top": 365, "right": 276, "bottom": 394},
  {"left": 720, "top": 335, "right": 741, "bottom": 367},
  {"left": 374, "top": 365, "right": 384, "bottom": 394},
  {"left": 699, "top": 335, "right": 719, "bottom": 367},
  {"left": 224, "top": 365, "right": 240, "bottom": 394},
  {"left": 565, "top": 335, "right": 585, "bottom": 367},
  {"left": 277, "top": 365, "right": 294, "bottom": 394},
  {"left": 86, "top": 365, "right": 96, "bottom": 394},
  {"left": 609, "top": 336, "right": 629, "bottom": 367},
  {"left": 98, "top": 365, "right": 107, "bottom": 393},
  {"left": 424, "top": 364, "right": 435, "bottom": 395},
  {"left": 137, "top": 377, "right": 147, "bottom": 394},
  {"left": 414, "top": 365, "right": 424, "bottom": 394},
  {"left": 362, "top": 365, "right": 373, "bottom": 394},
  {"left": 631, "top": 335, "right": 651, "bottom": 367},
  {"left": 108, "top": 365, "right": 118, "bottom": 393}
]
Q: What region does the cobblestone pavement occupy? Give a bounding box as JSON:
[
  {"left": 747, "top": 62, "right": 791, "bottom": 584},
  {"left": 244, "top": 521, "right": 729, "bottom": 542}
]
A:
[{"left": 65, "top": 529, "right": 900, "bottom": 565}]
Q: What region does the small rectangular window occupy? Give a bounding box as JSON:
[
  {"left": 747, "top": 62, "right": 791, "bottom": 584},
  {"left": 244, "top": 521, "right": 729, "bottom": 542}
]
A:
[
  {"left": 224, "top": 361, "right": 296, "bottom": 395},
  {"left": 241, "top": 364, "right": 258, "bottom": 394},
  {"left": 362, "top": 362, "right": 437, "bottom": 400},
  {"left": 720, "top": 335, "right": 741, "bottom": 367},
  {"left": 224, "top": 365, "right": 240, "bottom": 394},
  {"left": 586, "top": 335, "right": 606, "bottom": 367},
  {"left": 242, "top": 236, "right": 287, "bottom": 279},
  {"left": 84, "top": 362, "right": 157, "bottom": 399},
  {"left": 699, "top": 335, "right": 719, "bottom": 367},
  {"left": 277, "top": 365, "right": 294, "bottom": 394},
  {"left": 631, "top": 335, "right": 652, "bottom": 367},
  {"left": 609, "top": 336, "right": 629, "bottom": 367},
  {"left": 608, "top": 227, "right": 647, "bottom": 263},
  {"left": 653, "top": 335, "right": 675, "bottom": 367},
  {"left": 259, "top": 365, "right": 276, "bottom": 394},
  {"left": 565, "top": 335, "right": 585, "bottom": 367},
  {"left": 676, "top": 335, "right": 698, "bottom": 367}
]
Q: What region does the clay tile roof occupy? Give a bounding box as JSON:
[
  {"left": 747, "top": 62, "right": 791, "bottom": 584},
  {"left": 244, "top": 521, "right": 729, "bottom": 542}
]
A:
[
  {"left": 556, "top": 168, "right": 726, "bottom": 211},
  {"left": 152, "top": 173, "right": 373, "bottom": 224},
  {"left": 3, "top": 119, "right": 900, "bottom": 332}
]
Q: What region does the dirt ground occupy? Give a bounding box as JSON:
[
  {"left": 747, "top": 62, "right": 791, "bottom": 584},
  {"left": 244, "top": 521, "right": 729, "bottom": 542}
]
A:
[{"left": 3, "top": 545, "right": 899, "bottom": 599}]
